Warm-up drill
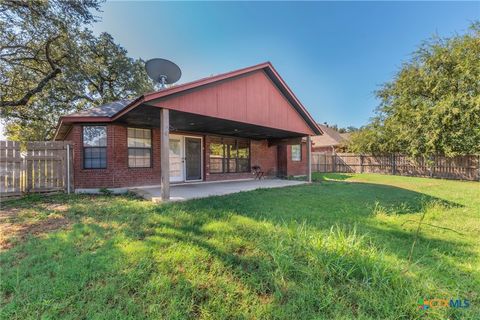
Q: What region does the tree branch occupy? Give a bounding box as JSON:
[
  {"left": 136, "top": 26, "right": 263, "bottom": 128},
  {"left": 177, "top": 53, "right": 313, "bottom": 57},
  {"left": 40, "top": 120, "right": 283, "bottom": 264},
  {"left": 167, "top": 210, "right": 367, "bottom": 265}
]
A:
[
  {"left": 0, "top": 36, "right": 64, "bottom": 108},
  {"left": 0, "top": 67, "right": 61, "bottom": 107}
]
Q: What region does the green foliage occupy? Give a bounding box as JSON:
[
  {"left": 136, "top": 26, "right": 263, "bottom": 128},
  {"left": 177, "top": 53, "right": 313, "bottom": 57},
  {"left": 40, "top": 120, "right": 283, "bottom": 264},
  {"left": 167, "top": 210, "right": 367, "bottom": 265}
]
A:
[
  {"left": 0, "top": 0, "right": 154, "bottom": 141},
  {"left": 322, "top": 123, "right": 358, "bottom": 133},
  {"left": 1, "top": 174, "right": 479, "bottom": 319},
  {"left": 349, "top": 23, "right": 480, "bottom": 157}
]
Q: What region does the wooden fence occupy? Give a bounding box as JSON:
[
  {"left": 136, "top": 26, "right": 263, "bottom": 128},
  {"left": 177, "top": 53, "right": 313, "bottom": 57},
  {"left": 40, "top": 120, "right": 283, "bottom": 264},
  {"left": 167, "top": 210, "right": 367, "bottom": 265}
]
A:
[
  {"left": 311, "top": 153, "right": 480, "bottom": 181},
  {"left": 0, "top": 141, "right": 73, "bottom": 198}
]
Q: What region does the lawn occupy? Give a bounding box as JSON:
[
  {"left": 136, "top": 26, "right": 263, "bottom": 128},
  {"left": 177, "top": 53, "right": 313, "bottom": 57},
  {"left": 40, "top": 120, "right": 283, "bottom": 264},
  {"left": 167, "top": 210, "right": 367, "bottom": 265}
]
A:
[{"left": 1, "top": 173, "right": 479, "bottom": 319}]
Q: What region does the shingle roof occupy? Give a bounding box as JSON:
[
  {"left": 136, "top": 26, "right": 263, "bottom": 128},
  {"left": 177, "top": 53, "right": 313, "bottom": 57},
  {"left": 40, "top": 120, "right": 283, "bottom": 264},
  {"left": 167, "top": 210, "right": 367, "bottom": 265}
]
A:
[
  {"left": 66, "top": 99, "right": 133, "bottom": 118},
  {"left": 311, "top": 124, "right": 349, "bottom": 147}
]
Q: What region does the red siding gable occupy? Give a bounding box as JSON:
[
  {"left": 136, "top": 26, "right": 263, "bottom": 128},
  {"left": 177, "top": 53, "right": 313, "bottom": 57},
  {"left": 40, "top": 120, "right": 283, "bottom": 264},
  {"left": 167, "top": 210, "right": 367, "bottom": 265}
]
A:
[{"left": 149, "top": 70, "right": 315, "bottom": 135}]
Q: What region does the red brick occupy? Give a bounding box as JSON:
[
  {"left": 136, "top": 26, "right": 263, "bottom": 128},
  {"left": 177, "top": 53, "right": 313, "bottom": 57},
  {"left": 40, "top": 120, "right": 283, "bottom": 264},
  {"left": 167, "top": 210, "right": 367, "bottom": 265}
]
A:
[{"left": 66, "top": 124, "right": 308, "bottom": 189}]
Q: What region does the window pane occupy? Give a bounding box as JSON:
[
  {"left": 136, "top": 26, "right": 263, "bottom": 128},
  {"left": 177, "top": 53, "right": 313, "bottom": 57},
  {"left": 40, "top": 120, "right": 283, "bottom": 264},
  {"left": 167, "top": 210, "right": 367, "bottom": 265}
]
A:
[
  {"left": 209, "top": 139, "right": 224, "bottom": 173},
  {"left": 237, "top": 140, "right": 249, "bottom": 159},
  {"left": 83, "top": 126, "right": 107, "bottom": 147},
  {"left": 128, "top": 128, "right": 151, "bottom": 148},
  {"left": 128, "top": 148, "right": 151, "bottom": 168},
  {"left": 224, "top": 139, "right": 235, "bottom": 158},
  {"left": 291, "top": 144, "right": 301, "bottom": 161},
  {"left": 228, "top": 159, "right": 237, "bottom": 173},
  {"left": 238, "top": 159, "right": 249, "bottom": 172},
  {"left": 84, "top": 147, "right": 106, "bottom": 168},
  {"left": 128, "top": 128, "right": 152, "bottom": 167},
  {"left": 209, "top": 141, "right": 224, "bottom": 157},
  {"left": 209, "top": 138, "right": 250, "bottom": 173}
]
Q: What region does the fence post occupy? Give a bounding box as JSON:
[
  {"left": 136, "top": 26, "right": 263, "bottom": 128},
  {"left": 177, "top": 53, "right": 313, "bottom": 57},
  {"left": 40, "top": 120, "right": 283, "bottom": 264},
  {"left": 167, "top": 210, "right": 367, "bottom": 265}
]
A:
[
  {"left": 391, "top": 154, "right": 396, "bottom": 175},
  {"left": 360, "top": 154, "right": 364, "bottom": 173},
  {"left": 430, "top": 155, "right": 434, "bottom": 178},
  {"left": 477, "top": 155, "right": 480, "bottom": 182},
  {"left": 333, "top": 153, "right": 337, "bottom": 172}
]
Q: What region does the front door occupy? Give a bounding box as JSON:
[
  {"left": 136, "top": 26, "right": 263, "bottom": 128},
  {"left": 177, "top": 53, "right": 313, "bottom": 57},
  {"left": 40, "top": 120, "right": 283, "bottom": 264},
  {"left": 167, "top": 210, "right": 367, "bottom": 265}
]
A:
[
  {"left": 169, "top": 135, "right": 184, "bottom": 182},
  {"left": 169, "top": 135, "right": 203, "bottom": 182},
  {"left": 184, "top": 137, "right": 202, "bottom": 181}
]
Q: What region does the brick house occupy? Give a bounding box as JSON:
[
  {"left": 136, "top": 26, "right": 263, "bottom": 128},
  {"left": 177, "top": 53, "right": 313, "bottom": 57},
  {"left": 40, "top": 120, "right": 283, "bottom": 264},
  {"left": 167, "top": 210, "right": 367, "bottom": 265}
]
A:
[{"left": 54, "top": 62, "right": 322, "bottom": 200}]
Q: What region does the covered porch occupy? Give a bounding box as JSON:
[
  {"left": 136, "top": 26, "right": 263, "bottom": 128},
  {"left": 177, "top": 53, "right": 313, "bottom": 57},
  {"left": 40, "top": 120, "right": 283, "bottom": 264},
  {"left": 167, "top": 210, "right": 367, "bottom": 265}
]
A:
[
  {"left": 130, "top": 178, "right": 307, "bottom": 202},
  {"left": 115, "top": 106, "right": 313, "bottom": 201}
]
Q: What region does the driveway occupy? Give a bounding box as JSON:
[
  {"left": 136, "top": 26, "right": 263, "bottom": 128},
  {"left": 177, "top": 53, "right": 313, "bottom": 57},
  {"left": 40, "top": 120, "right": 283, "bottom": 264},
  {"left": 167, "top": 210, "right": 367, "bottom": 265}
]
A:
[{"left": 131, "top": 179, "right": 306, "bottom": 202}]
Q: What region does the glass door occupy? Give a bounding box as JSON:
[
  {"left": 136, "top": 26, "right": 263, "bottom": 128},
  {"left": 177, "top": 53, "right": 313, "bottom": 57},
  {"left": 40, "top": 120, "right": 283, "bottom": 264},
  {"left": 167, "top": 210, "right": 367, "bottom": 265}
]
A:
[
  {"left": 184, "top": 137, "right": 202, "bottom": 181},
  {"left": 169, "top": 135, "right": 184, "bottom": 182}
]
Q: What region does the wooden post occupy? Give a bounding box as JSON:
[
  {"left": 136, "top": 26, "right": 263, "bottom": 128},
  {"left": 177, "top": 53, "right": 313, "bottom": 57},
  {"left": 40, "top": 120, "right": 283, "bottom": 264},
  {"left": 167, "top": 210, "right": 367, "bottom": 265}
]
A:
[
  {"left": 360, "top": 154, "right": 364, "bottom": 173},
  {"left": 391, "top": 153, "right": 396, "bottom": 175},
  {"left": 160, "top": 108, "right": 170, "bottom": 201},
  {"left": 307, "top": 136, "right": 312, "bottom": 182},
  {"left": 66, "top": 143, "right": 71, "bottom": 194},
  {"left": 478, "top": 155, "right": 480, "bottom": 182},
  {"left": 333, "top": 153, "right": 337, "bottom": 172}
]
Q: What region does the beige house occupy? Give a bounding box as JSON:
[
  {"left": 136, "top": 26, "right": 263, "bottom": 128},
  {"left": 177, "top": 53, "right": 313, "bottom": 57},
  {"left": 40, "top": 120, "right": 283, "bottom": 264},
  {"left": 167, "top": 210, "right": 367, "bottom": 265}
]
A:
[{"left": 311, "top": 124, "right": 350, "bottom": 153}]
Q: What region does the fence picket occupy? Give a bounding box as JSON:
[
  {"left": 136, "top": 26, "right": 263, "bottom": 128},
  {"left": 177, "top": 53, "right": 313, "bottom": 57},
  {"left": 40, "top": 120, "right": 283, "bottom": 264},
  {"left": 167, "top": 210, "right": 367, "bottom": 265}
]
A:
[
  {"left": 0, "top": 141, "right": 73, "bottom": 198},
  {"left": 312, "top": 152, "right": 479, "bottom": 181}
]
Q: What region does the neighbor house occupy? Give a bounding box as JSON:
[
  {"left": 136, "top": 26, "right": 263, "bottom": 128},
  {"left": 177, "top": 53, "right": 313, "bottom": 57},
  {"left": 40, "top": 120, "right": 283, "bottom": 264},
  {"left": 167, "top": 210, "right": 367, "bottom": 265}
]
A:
[
  {"left": 54, "top": 62, "right": 322, "bottom": 200},
  {"left": 311, "top": 124, "right": 350, "bottom": 153}
]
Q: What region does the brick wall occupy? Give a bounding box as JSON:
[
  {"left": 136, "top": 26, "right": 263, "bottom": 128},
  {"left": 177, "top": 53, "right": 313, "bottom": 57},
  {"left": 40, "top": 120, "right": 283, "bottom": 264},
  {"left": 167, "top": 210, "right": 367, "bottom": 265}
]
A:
[
  {"left": 67, "top": 124, "right": 284, "bottom": 189},
  {"left": 286, "top": 141, "right": 308, "bottom": 176},
  {"left": 66, "top": 124, "right": 162, "bottom": 189}
]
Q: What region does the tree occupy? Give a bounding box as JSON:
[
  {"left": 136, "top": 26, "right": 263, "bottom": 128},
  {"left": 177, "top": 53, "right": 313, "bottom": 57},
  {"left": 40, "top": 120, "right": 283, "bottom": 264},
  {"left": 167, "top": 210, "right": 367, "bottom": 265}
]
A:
[
  {"left": 349, "top": 23, "right": 480, "bottom": 157},
  {"left": 322, "top": 123, "right": 358, "bottom": 133},
  {"left": 1, "top": 0, "right": 154, "bottom": 140}
]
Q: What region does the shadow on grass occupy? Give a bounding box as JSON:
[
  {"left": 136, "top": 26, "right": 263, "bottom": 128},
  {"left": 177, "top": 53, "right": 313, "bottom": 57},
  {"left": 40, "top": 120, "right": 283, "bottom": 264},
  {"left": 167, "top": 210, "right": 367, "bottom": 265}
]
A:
[
  {"left": 0, "top": 181, "right": 474, "bottom": 319},
  {"left": 2, "top": 213, "right": 425, "bottom": 318},
  {"left": 312, "top": 172, "right": 355, "bottom": 181},
  {"left": 178, "top": 180, "right": 461, "bottom": 219}
]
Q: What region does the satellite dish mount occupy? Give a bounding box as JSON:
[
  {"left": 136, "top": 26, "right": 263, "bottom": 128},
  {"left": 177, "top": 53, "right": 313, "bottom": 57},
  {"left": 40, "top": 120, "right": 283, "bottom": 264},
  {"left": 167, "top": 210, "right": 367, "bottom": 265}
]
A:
[{"left": 145, "top": 58, "right": 182, "bottom": 89}]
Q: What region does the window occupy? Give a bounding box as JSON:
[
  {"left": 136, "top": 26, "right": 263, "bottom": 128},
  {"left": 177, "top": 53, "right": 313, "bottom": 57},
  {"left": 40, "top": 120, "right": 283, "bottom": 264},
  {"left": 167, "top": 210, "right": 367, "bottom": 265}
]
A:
[
  {"left": 128, "top": 128, "right": 152, "bottom": 168},
  {"left": 291, "top": 144, "right": 301, "bottom": 161},
  {"left": 209, "top": 137, "right": 250, "bottom": 173},
  {"left": 83, "top": 126, "right": 107, "bottom": 169}
]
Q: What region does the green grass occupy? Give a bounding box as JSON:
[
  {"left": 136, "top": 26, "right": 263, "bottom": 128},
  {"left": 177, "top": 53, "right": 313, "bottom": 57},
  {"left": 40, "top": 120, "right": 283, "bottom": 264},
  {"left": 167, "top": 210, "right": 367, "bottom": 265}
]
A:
[{"left": 1, "top": 173, "right": 479, "bottom": 319}]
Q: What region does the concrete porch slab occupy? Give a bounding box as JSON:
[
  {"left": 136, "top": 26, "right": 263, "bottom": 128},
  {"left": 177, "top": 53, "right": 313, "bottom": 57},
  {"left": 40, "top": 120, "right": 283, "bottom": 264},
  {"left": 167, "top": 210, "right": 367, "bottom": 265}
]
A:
[{"left": 131, "top": 179, "right": 306, "bottom": 202}]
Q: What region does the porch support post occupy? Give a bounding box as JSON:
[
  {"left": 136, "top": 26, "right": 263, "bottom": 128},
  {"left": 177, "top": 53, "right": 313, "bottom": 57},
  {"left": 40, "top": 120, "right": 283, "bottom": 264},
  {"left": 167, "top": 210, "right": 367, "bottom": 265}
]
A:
[
  {"left": 160, "top": 108, "right": 170, "bottom": 201},
  {"left": 307, "top": 136, "right": 312, "bottom": 183}
]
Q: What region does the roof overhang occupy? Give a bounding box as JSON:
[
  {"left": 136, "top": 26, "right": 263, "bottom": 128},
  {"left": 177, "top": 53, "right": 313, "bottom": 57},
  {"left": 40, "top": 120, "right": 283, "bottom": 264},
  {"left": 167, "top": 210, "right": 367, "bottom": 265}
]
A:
[{"left": 54, "top": 62, "right": 323, "bottom": 140}]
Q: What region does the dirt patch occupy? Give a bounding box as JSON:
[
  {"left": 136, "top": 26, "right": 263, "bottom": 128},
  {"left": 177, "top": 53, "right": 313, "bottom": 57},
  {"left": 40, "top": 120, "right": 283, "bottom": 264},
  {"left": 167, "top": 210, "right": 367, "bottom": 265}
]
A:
[
  {"left": 41, "top": 203, "right": 70, "bottom": 212},
  {"left": 0, "top": 208, "right": 70, "bottom": 251},
  {"left": 258, "top": 293, "right": 274, "bottom": 305}
]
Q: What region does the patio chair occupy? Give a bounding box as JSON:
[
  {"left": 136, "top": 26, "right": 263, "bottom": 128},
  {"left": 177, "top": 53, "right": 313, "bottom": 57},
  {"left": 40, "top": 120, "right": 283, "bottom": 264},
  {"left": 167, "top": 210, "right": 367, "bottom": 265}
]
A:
[{"left": 251, "top": 165, "right": 264, "bottom": 180}]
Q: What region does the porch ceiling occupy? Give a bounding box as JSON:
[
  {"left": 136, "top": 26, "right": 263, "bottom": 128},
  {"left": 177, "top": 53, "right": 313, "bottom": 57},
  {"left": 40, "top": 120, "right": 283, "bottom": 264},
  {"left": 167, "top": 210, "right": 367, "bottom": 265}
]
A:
[{"left": 116, "top": 105, "right": 306, "bottom": 139}]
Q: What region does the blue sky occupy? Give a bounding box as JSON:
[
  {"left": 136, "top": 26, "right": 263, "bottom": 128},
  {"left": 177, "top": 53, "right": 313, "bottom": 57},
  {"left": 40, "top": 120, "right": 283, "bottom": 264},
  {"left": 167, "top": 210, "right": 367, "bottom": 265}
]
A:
[
  {"left": 0, "top": 1, "right": 477, "bottom": 139},
  {"left": 89, "top": 1, "right": 478, "bottom": 129}
]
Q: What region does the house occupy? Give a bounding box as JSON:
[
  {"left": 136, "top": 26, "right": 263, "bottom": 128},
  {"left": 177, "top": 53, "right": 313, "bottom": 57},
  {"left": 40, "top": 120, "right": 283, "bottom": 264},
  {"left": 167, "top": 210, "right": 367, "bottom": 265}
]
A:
[
  {"left": 311, "top": 124, "right": 350, "bottom": 153},
  {"left": 54, "top": 62, "right": 322, "bottom": 200}
]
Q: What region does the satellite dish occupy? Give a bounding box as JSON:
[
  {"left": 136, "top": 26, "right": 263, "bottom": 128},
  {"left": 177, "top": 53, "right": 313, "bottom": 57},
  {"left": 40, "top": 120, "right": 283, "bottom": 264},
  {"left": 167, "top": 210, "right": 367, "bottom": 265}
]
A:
[{"left": 145, "top": 58, "right": 182, "bottom": 89}]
